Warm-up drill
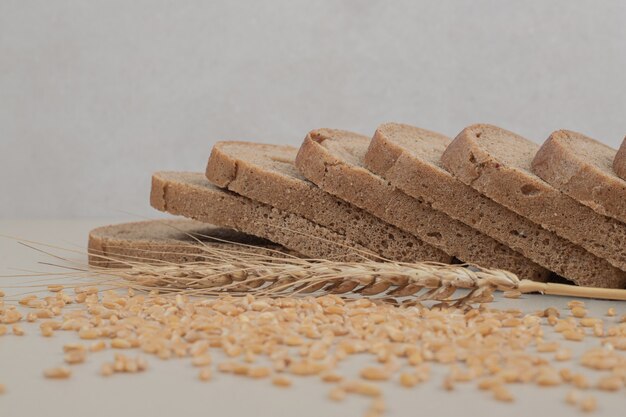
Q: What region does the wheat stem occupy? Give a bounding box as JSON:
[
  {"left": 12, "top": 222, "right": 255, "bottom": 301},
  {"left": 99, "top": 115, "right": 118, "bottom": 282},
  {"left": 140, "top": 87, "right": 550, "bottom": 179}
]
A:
[{"left": 518, "top": 280, "right": 626, "bottom": 301}]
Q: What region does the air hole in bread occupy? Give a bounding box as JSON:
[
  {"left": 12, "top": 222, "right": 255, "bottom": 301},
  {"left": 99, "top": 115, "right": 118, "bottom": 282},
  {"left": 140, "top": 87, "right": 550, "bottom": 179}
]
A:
[
  {"left": 469, "top": 153, "right": 476, "bottom": 163},
  {"left": 520, "top": 184, "right": 541, "bottom": 196},
  {"left": 269, "top": 155, "right": 293, "bottom": 164},
  {"left": 426, "top": 232, "right": 442, "bottom": 239}
]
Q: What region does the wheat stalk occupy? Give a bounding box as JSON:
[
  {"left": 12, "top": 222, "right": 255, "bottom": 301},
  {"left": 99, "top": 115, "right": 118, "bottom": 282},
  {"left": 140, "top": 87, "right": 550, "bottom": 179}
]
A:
[
  {"left": 89, "top": 245, "right": 626, "bottom": 303},
  {"left": 86, "top": 244, "right": 518, "bottom": 306}
]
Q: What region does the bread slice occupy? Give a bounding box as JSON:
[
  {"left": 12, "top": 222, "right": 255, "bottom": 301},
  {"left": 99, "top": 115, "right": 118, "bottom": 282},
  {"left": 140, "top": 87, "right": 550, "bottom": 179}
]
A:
[
  {"left": 532, "top": 130, "right": 626, "bottom": 223},
  {"left": 88, "top": 219, "right": 287, "bottom": 268},
  {"left": 442, "top": 124, "right": 626, "bottom": 276},
  {"left": 613, "top": 136, "right": 626, "bottom": 180},
  {"left": 151, "top": 171, "right": 391, "bottom": 262},
  {"left": 205, "top": 141, "right": 449, "bottom": 263},
  {"left": 295, "top": 128, "right": 551, "bottom": 282},
  {"left": 365, "top": 123, "right": 626, "bottom": 288}
]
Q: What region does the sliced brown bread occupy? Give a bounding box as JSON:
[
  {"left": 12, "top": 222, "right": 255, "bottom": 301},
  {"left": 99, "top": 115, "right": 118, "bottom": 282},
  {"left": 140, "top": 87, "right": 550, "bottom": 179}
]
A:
[
  {"left": 205, "top": 141, "right": 448, "bottom": 263},
  {"left": 442, "top": 124, "right": 626, "bottom": 276},
  {"left": 532, "top": 130, "right": 626, "bottom": 223},
  {"left": 613, "top": 136, "right": 626, "bottom": 180},
  {"left": 88, "top": 219, "right": 287, "bottom": 268},
  {"left": 365, "top": 123, "right": 626, "bottom": 288},
  {"left": 151, "top": 171, "right": 403, "bottom": 262},
  {"left": 295, "top": 129, "right": 551, "bottom": 282}
]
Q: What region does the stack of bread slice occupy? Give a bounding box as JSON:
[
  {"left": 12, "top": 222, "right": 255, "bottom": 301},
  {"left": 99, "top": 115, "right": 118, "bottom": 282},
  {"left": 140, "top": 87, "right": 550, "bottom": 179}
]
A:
[{"left": 89, "top": 123, "right": 626, "bottom": 289}]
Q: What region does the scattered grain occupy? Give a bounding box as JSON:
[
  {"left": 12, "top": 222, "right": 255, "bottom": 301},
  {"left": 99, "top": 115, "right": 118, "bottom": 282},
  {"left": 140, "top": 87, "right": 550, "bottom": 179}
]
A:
[
  {"left": 567, "top": 301, "right": 585, "bottom": 309},
  {"left": 563, "top": 330, "right": 584, "bottom": 341},
  {"left": 442, "top": 376, "right": 455, "bottom": 391},
  {"left": 64, "top": 350, "right": 86, "bottom": 364},
  {"left": 90, "top": 341, "right": 106, "bottom": 352},
  {"left": 248, "top": 366, "right": 271, "bottom": 379},
  {"left": 100, "top": 363, "right": 114, "bottom": 377},
  {"left": 554, "top": 349, "right": 572, "bottom": 361},
  {"left": 44, "top": 367, "right": 71, "bottom": 379},
  {"left": 191, "top": 355, "right": 212, "bottom": 367},
  {"left": 3, "top": 266, "right": 625, "bottom": 414},
  {"left": 320, "top": 371, "right": 343, "bottom": 383},
  {"left": 535, "top": 369, "right": 561, "bottom": 386},
  {"left": 537, "top": 342, "right": 559, "bottom": 353},
  {"left": 571, "top": 374, "right": 590, "bottom": 389},
  {"left": 329, "top": 387, "right": 347, "bottom": 402},
  {"left": 78, "top": 327, "right": 99, "bottom": 340},
  {"left": 360, "top": 366, "right": 390, "bottom": 381},
  {"left": 343, "top": 380, "right": 381, "bottom": 397},
  {"left": 492, "top": 385, "right": 514, "bottom": 402},
  {"left": 565, "top": 390, "right": 578, "bottom": 405},
  {"left": 111, "top": 338, "right": 132, "bottom": 349},
  {"left": 580, "top": 396, "right": 597, "bottom": 413},
  {"left": 597, "top": 375, "right": 623, "bottom": 391},
  {"left": 571, "top": 307, "right": 587, "bottom": 318},
  {"left": 272, "top": 375, "right": 292, "bottom": 387},
  {"left": 232, "top": 363, "right": 250, "bottom": 375},
  {"left": 40, "top": 325, "right": 54, "bottom": 337},
  {"left": 12, "top": 324, "right": 24, "bottom": 336},
  {"left": 399, "top": 372, "right": 419, "bottom": 388},
  {"left": 198, "top": 368, "right": 212, "bottom": 382}
]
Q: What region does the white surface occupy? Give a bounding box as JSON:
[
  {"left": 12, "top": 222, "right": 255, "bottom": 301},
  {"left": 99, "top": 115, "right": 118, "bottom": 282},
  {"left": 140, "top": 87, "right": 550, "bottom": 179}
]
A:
[
  {"left": 2, "top": 1, "right": 626, "bottom": 218},
  {"left": 0, "top": 219, "right": 624, "bottom": 416}
]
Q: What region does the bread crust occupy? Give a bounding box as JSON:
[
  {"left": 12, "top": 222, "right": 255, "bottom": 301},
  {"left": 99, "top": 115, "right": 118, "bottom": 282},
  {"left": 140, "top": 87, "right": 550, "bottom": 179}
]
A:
[
  {"left": 295, "top": 129, "right": 551, "bottom": 282},
  {"left": 205, "top": 141, "right": 446, "bottom": 263},
  {"left": 613, "top": 136, "right": 626, "bottom": 180},
  {"left": 442, "top": 124, "right": 626, "bottom": 278},
  {"left": 365, "top": 123, "right": 626, "bottom": 288},
  {"left": 532, "top": 130, "right": 626, "bottom": 223},
  {"left": 88, "top": 219, "right": 285, "bottom": 268}
]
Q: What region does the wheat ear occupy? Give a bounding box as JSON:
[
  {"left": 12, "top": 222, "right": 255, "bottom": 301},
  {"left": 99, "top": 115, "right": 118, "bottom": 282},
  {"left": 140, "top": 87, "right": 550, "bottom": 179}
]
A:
[{"left": 90, "top": 252, "right": 518, "bottom": 306}]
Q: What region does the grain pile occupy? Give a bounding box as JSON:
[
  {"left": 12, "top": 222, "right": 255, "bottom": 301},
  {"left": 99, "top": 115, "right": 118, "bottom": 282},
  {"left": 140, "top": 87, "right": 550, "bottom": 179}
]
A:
[{"left": 1, "top": 283, "right": 625, "bottom": 415}]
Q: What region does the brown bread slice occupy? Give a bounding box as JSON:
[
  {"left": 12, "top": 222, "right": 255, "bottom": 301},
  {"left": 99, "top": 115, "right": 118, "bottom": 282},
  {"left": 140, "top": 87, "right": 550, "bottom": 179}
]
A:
[
  {"left": 613, "top": 136, "right": 626, "bottom": 180},
  {"left": 442, "top": 124, "right": 626, "bottom": 276},
  {"left": 205, "top": 141, "right": 448, "bottom": 263},
  {"left": 151, "top": 171, "right": 390, "bottom": 262},
  {"left": 295, "top": 128, "right": 551, "bottom": 282},
  {"left": 365, "top": 123, "right": 626, "bottom": 288},
  {"left": 532, "top": 130, "right": 626, "bottom": 223},
  {"left": 88, "top": 219, "right": 287, "bottom": 268}
]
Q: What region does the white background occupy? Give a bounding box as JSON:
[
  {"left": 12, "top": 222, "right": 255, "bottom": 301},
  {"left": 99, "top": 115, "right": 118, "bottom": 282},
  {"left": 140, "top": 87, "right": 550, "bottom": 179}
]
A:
[{"left": 2, "top": 0, "right": 626, "bottom": 218}]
